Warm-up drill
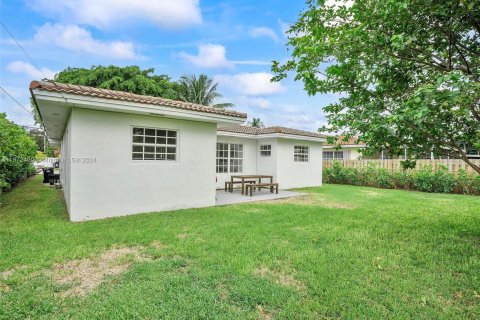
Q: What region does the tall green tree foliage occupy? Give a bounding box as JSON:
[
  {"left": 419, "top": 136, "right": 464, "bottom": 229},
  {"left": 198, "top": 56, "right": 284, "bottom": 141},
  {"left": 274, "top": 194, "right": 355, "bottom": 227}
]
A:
[
  {"left": 27, "top": 127, "right": 45, "bottom": 151},
  {"left": 178, "top": 74, "right": 235, "bottom": 108},
  {"left": 248, "top": 118, "right": 265, "bottom": 128},
  {"left": 273, "top": 0, "right": 480, "bottom": 173},
  {"left": 55, "top": 65, "right": 180, "bottom": 100},
  {"left": 0, "top": 113, "right": 37, "bottom": 193}
]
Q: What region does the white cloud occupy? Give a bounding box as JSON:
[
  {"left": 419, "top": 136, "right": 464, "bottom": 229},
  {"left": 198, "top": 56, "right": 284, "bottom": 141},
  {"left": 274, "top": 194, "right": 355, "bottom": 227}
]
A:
[
  {"left": 179, "top": 44, "right": 272, "bottom": 68},
  {"left": 268, "top": 105, "right": 327, "bottom": 131},
  {"left": 230, "top": 60, "right": 271, "bottom": 66},
  {"left": 178, "top": 44, "right": 234, "bottom": 68},
  {"left": 250, "top": 27, "right": 279, "bottom": 42},
  {"left": 6, "top": 61, "right": 57, "bottom": 80},
  {"left": 237, "top": 96, "right": 271, "bottom": 109},
  {"left": 278, "top": 19, "right": 290, "bottom": 37},
  {"left": 34, "top": 23, "right": 137, "bottom": 59},
  {"left": 324, "top": 0, "right": 354, "bottom": 9},
  {"left": 29, "top": 0, "right": 202, "bottom": 30},
  {"left": 214, "top": 72, "right": 286, "bottom": 96}
]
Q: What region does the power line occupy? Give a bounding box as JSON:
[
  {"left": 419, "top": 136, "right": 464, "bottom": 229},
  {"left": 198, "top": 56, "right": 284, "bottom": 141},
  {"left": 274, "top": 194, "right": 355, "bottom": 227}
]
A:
[
  {"left": 1, "top": 20, "right": 68, "bottom": 125},
  {"left": 0, "top": 85, "right": 33, "bottom": 115},
  {"left": 0, "top": 21, "right": 49, "bottom": 80}
]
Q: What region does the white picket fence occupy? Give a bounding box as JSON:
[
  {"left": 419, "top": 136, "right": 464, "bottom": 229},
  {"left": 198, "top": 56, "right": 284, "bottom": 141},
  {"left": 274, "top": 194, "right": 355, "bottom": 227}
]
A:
[{"left": 323, "top": 159, "right": 480, "bottom": 175}]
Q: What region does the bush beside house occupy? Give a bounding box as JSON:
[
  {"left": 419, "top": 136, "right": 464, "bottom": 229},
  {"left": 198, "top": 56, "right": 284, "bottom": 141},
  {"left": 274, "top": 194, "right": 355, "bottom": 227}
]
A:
[
  {"left": 324, "top": 161, "right": 480, "bottom": 195},
  {"left": 0, "top": 113, "right": 37, "bottom": 194}
]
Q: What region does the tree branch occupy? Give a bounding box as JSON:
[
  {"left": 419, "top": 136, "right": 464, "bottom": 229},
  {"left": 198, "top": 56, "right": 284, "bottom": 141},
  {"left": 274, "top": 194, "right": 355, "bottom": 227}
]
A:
[
  {"left": 385, "top": 51, "right": 449, "bottom": 73},
  {"left": 453, "top": 43, "right": 471, "bottom": 74}
]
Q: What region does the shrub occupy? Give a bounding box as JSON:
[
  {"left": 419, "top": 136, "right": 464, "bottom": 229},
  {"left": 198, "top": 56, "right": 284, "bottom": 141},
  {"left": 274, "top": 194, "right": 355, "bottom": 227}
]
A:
[
  {"left": 325, "top": 161, "right": 348, "bottom": 184},
  {"left": 27, "top": 164, "right": 37, "bottom": 177},
  {"left": 323, "top": 161, "right": 479, "bottom": 195},
  {"left": 472, "top": 175, "right": 480, "bottom": 195},
  {"left": 432, "top": 165, "right": 455, "bottom": 193},
  {"left": 35, "top": 151, "right": 47, "bottom": 161},
  {"left": 392, "top": 171, "right": 413, "bottom": 189},
  {"left": 456, "top": 169, "right": 471, "bottom": 194},
  {"left": 376, "top": 168, "right": 395, "bottom": 189},
  {"left": 413, "top": 165, "right": 434, "bottom": 192},
  {"left": 0, "top": 113, "right": 37, "bottom": 193}
]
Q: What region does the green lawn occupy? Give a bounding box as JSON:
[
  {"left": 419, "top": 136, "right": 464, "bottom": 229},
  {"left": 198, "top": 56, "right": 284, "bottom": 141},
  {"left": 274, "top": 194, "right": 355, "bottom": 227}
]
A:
[{"left": 1, "top": 176, "right": 479, "bottom": 319}]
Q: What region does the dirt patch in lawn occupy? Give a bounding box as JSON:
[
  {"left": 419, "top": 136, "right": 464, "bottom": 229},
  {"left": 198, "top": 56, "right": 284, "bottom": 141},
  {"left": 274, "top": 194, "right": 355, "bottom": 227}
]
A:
[
  {"left": 1, "top": 269, "right": 15, "bottom": 280},
  {"left": 151, "top": 240, "right": 163, "bottom": 249},
  {"left": 0, "top": 267, "right": 21, "bottom": 293},
  {"left": 255, "top": 266, "right": 305, "bottom": 291},
  {"left": 244, "top": 208, "right": 267, "bottom": 214},
  {"left": 50, "top": 245, "right": 154, "bottom": 297},
  {"left": 360, "top": 190, "right": 381, "bottom": 196},
  {"left": 218, "top": 283, "right": 229, "bottom": 301},
  {"left": 1, "top": 265, "right": 28, "bottom": 281},
  {"left": 263, "top": 194, "right": 354, "bottom": 209},
  {"left": 256, "top": 305, "right": 273, "bottom": 320}
]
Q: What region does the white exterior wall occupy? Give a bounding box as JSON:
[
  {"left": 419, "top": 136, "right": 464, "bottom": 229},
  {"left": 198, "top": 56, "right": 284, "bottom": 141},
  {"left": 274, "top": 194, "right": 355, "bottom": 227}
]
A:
[
  {"left": 215, "top": 136, "right": 257, "bottom": 189},
  {"left": 256, "top": 138, "right": 278, "bottom": 180},
  {"left": 60, "top": 114, "right": 72, "bottom": 213},
  {"left": 349, "top": 148, "right": 363, "bottom": 160},
  {"left": 67, "top": 108, "right": 217, "bottom": 221},
  {"left": 215, "top": 136, "right": 323, "bottom": 190},
  {"left": 276, "top": 139, "right": 323, "bottom": 189}
]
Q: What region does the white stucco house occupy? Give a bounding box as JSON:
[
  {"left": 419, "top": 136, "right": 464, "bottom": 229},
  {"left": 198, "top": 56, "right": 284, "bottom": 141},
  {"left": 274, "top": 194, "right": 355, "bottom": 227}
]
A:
[
  {"left": 322, "top": 136, "right": 367, "bottom": 160},
  {"left": 30, "top": 80, "right": 326, "bottom": 221}
]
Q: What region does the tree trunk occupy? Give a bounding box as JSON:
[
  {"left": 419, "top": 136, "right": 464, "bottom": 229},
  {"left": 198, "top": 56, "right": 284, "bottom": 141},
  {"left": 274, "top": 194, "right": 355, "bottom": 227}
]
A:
[{"left": 461, "top": 156, "right": 480, "bottom": 175}]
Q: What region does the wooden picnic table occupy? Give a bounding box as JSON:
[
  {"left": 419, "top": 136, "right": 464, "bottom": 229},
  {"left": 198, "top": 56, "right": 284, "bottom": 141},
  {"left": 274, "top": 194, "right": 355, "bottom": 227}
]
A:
[{"left": 230, "top": 175, "right": 273, "bottom": 195}]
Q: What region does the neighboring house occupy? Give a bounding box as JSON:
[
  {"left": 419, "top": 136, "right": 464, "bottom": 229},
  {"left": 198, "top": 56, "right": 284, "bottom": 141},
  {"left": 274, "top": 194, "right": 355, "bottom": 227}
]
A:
[
  {"left": 30, "top": 81, "right": 326, "bottom": 221},
  {"left": 324, "top": 135, "right": 480, "bottom": 160},
  {"left": 468, "top": 151, "right": 480, "bottom": 159},
  {"left": 322, "top": 136, "right": 367, "bottom": 160}
]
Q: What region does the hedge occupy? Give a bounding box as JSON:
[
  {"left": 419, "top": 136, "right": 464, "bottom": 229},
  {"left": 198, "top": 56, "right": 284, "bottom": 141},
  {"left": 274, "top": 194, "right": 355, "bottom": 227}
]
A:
[
  {"left": 0, "top": 113, "right": 37, "bottom": 195},
  {"left": 323, "top": 161, "right": 480, "bottom": 195}
]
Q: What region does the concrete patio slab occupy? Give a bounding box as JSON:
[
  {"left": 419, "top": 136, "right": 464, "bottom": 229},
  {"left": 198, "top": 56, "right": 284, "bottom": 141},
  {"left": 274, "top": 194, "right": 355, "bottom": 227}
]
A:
[{"left": 215, "top": 189, "right": 305, "bottom": 206}]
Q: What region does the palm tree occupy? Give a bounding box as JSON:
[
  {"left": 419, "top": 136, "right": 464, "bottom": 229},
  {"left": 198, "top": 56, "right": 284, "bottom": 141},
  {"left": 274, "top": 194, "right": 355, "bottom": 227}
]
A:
[
  {"left": 248, "top": 118, "right": 264, "bottom": 128},
  {"left": 177, "top": 74, "right": 235, "bottom": 108}
]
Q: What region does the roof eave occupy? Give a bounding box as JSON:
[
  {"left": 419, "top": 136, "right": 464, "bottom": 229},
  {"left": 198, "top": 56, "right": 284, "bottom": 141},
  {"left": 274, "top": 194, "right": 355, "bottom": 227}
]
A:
[
  {"left": 323, "top": 144, "right": 367, "bottom": 148},
  {"left": 33, "top": 89, "right": 246, "bottom": 125},
  {"left": 216, "top": 131, "right": 326, "bottom": 142}
]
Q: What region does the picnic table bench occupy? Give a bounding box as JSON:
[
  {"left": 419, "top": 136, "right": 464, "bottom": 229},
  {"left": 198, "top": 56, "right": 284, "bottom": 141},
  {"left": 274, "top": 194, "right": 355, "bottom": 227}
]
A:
[
  {"left": 229, "top": 175, "right": 274, "bottom": 195},
  {"left": 245, "top": 182, "right": 279, "bottom": 196},
  {"left": 225, "top": 180, "right": 256, "bottom": 192}
]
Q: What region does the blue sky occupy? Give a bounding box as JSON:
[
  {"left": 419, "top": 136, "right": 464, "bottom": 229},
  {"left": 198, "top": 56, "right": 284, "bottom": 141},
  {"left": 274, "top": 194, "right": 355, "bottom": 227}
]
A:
[{"left": 0, "top": 0, "right": 337, "bottom": 130}]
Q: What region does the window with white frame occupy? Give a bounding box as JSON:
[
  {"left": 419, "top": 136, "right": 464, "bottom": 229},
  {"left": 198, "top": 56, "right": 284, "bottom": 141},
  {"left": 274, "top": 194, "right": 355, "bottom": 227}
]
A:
[
  {"left": 132, "top": 127, "right": 177, "bottom": 161},
  {"left": 323, "top": 151, "right": 344, "bottom": 160},
  {"left": 260, "top": 145, "right": 271, "bottom": 157},
  {"left": 229, "top": 144, "right": 243, "bottom": 173},
  {"left": 216, "top": 143, "right": 229, "bottom": 173},
  {"left": 216, "top": 143, "right": 243, "bottom": 173},
  {"left": 294, "top": 146, "right": 309, "bottom": 162}
]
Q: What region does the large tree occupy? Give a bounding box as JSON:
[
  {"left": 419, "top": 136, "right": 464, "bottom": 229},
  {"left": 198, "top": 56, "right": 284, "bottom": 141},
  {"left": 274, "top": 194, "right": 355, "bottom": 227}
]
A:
[
  {"left": 55, "top": 65, "right": 180, "bottom": 100},
  {"left": 272, "top": 0, "right": 480, "bottom": 173},
  {"left": 0, "top": 113, "right": 37, "bottom": 193},
  {"left": 248, "top": 118, "right": 265, "bottom": 128},
  {"left": 178, "top": 74, "right": 235, "bottom": 108},
  {"left": 27, "top": 127, "right": 45, "bottom": 151}
]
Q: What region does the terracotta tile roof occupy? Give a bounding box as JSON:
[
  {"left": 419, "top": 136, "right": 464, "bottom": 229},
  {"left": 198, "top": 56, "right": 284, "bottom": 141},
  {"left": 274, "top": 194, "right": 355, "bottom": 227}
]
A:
[
  {"left": 30, "top": 80, "right": 247, "bottom": 119},
  {"left": 323, "top": 135, "right": 364, "bottom": 146},
  {"left": 217, "top": 125, "right": 327, "bottom": 139}
]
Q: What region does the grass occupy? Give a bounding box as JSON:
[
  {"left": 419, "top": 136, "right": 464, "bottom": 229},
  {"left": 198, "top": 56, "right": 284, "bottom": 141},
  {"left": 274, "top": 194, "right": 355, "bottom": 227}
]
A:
[{"left": 1, "top": 176, "right": 479, "bottom": 319}]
